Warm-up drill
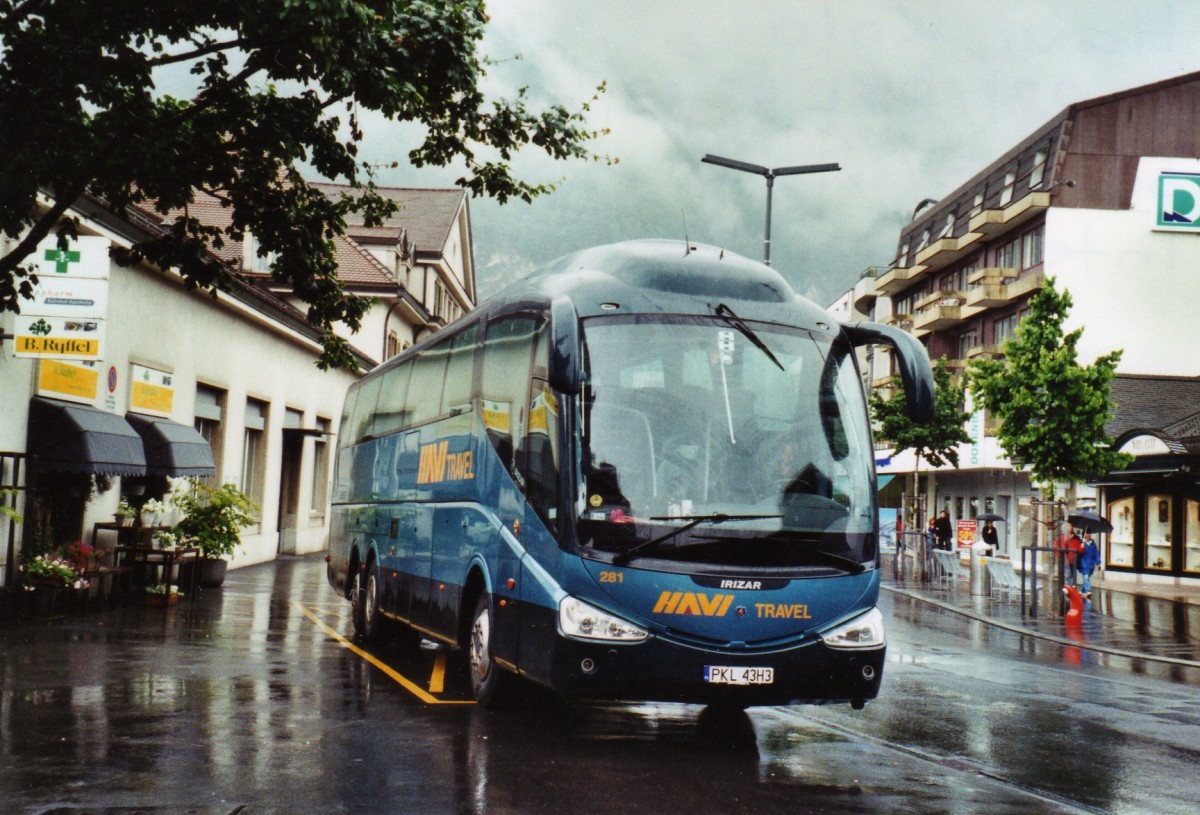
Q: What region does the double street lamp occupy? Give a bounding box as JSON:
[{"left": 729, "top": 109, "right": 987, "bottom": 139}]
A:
[{"left": 701, "top": 153, "right": 840, "bottom": 267}]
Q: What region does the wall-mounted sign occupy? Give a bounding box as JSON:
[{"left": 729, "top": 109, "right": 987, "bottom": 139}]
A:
[
  {"left": 13, "top": 315, "right": 104, "bottom": 359},
  {"left": 36, "top": 359, "right": 101, "bottom": 405},
  {"left": 1156, "top": 172, "right": 1200, "bottom": 230},
  {"left": 33, "top": 235, "right": 111, "bottom": 279},
  {"left": 14, "top": 236, "right": 111, "bottom": 359},
  {"left": 129, "top": 364, "right": 174, "bottom": 417}
]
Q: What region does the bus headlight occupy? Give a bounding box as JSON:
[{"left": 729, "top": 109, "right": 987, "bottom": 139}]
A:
[
  {"left": 820, "top": 607, "right": 885, "bottom": 649},
  {"left": 559, "top": 596, "right": 648, "bottom": 642}
]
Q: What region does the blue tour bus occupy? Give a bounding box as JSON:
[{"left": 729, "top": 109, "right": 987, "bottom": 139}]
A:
[{"left": 326, "top": 240, "right": 933, "bottom": 707}]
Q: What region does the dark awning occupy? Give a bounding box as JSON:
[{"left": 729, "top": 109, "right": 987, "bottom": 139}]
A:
[
  {"left": 125, "top": 412, "right": 216, "bottom": 477},
  {"left": 27, "top": 397, "right": 147, "bottom": 477}
]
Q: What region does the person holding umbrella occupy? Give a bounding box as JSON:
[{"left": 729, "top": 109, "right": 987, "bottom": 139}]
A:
[
  {"left": 981, "top": 519, "right": 999, "bottom": 555},
  {"left": 1079, "top": 531, "right": 1101, "bottom": 596}
]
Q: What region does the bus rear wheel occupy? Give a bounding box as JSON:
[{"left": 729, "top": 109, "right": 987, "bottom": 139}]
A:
[{"left": 469, "top": 593, "right": 517, "bottom": 706}]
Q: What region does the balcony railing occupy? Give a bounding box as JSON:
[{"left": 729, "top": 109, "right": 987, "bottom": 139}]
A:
[{"left": 967, "top": 191, "right": 1050, "bottom": 237}]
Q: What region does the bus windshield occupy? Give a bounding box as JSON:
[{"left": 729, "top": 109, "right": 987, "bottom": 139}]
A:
[{"left": 577, "top": 314, "right": 876, "bottom": 571}]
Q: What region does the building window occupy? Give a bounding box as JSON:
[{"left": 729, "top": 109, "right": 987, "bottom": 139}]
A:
[
  {"left": 993, "top": 312, "right": 1020, "bottom": 345},
  {"left": 999, "top": 167, "right": 1017, "bottom": 206},
  {"left": 995, "top": 237, "right": 1020, "bottom": 269},
  {"left": 194, "top": 384, "right": 225, "bottom": 487},
  {"left": 386, "top": 332, "right": 401, "bottom": 359},
  {"left": 243, "top": 398, "right": 268, "bottom": 514},
  {"left": 895, "top": 239, "right": 910, "bottom": 266},
  {"left": 1030, "top": 149, "right": 1048, "bottom": 189},
  {"left": 970, "top": 190, "right": 985, "bottom": 217},
  {"left": 938, "top": 212, "right": 955, "bottom": 239},
  {"left": 957, "top": 329, "right": 978, "bottom": 359},
  {"left": 916, "top": 228, "right": 930, "bottom": 252},
  {"left": 1021, "top": 225, "right": 1044, "bottom": 269},
  {"left": 310, "top": 417, "right": 330, "bottom": 515},
  {"left": 1145, "top": 494, "right": 1173, "bottom": 570}
]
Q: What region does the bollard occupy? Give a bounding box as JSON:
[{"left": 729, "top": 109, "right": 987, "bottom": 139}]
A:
[{"left": 969, "top": 544, "right": 989, "bottom": 596}]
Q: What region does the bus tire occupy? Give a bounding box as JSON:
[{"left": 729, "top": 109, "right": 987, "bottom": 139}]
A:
[
  {"left": 362, "top": 561, "right": 386, "bottom": 644},
  {"left": 468, "top": 593, "right": 517, "bottom": 706},
  {"left": 350, "top": 564, "right": 367, "bottom": 637}
]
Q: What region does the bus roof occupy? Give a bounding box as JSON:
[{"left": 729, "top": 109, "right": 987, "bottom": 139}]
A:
[{"left": 488, "top": 239, "right": 832, "bottom": 325}]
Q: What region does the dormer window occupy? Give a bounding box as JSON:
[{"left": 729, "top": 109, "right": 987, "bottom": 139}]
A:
[
  {"left": 1030, "top": 149, "right": 1048, "bottom": 189},
  {"left": 999, "top": 167, "right": 1017, "bottom": 206}
]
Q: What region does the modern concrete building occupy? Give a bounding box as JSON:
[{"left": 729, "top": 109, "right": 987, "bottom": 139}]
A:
[{"left": 853, "top": 70, "right": 1200, "bottom": 578}]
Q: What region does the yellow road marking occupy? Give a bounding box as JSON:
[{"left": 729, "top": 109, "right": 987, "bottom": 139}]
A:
[
  {"left": 294, "top": 601, "right": 473, "bottom": 706},
  {"left": 429, "top": 651, "right": 447, "bottom": 693}
]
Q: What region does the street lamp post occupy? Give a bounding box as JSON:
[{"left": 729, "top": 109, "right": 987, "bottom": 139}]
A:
[{"left": 701, "top": 153, "right": 840, "bottom": 267}]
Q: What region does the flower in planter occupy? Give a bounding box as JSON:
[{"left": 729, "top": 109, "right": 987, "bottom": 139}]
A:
[
  {"left": 151, "top": 529, "right": 180, "bottom": 549},
  {"left": 21, "top": 554, "right": 90, "bottom": 590},
  {"left": 115, "top": 498, "right": 138, "bottom": 523},
  {"left": 144, "top": 583, "right": 183, "bottom": 596},
  {"left": 172, "top": 482, "right": 257, "bottom": 560}
]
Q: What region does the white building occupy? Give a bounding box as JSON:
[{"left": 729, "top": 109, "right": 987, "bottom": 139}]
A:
[{"left": 1, "top": 182, "right": 476, "bottom": 592}]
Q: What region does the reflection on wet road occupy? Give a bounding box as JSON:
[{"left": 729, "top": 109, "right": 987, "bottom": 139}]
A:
[{"left": 1, "top": 556, "right": 1197, "bottom": 814}]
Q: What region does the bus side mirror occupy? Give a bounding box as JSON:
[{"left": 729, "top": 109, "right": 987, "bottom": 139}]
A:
[
  {"left": 549, "top": 296, "right": 581, "bottom": 395},
  {"left": 841, "top": 321, "right": 935, "bottom": 424}
]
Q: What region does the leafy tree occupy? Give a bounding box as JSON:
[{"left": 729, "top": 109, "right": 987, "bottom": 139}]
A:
[
  {"left": 0, "top": 1, "right": 607, "bottom": 368},
  {"left": 870, "top": 355, "right": 972, "bottom": 469},
  {"left": 967, "top": 277, "right": 1131, "bottom": 493}
]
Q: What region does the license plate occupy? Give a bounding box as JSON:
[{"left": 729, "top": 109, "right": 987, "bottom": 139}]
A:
[{"left": 704, "top": 666, "right": 774, "bottom": 685}]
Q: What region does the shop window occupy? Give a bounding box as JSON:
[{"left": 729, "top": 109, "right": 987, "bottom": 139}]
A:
[
  {"left": 1184, "top": 499, "right": 1200, "bottom": 574},
  {"left": 243, "top": 398, "right": 268, "bottom": 516},
  {"left": 194, "top": 384, "right": 225, "bottom": 488},
  {"left": 311, "top": 418, "right": 330, "bottom": 515},
  {"left": 1144, "top": 494, "right": 1172, "bottom": 571},
  {"left": 1108, "top": 497, "right": 1134, "bottom": 567}
]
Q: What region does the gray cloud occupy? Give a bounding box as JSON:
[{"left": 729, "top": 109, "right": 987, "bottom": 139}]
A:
[{"left": 364, "top": 0, "right": 1200, "bottom": 305}]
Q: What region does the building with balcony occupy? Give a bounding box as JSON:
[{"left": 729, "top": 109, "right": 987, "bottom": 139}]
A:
[{"left": 852, "top": 70, "right": 1200, "bottom": 578}]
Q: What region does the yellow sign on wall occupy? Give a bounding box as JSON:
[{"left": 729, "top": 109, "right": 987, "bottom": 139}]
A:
[
  {"left": 130, "top": 364, "right": 174, "bottom": 417},
  {"left": 37, "top": 359, "right": 100, "bottom": 405}
]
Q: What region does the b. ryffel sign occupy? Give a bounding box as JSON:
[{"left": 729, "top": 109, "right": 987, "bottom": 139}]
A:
[
  {"left": 13, "top": 236, "right": 111, "bottom": 360},
  {"left": 1156, "top": 172, "right": 1200, "bottom": 230}
]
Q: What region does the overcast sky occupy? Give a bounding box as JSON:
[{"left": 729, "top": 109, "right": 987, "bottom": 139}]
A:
[{"left": 363, "top": 1, "right": 1200, "bottom": 307}]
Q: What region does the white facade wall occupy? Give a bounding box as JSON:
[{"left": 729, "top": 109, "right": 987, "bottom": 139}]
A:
[{"left": 1047, "top": 157, "right": 1200, "bottom": 377}]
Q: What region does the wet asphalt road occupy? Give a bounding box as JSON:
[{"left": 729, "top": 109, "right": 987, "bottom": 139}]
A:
[{"left": 1, "top": 555, "right": 1198, "bottom": 814}]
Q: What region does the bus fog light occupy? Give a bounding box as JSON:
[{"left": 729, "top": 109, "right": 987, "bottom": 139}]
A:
[
  {"left": 559, "top": 596, "right": 648, "bottom": 642},
  {"left": 581, "top": 658, "right": 597, "bottom": 674},
  {"left": 862, "top": 665, "right": 876, "bottom": 681},
  {"left": 820, "top": 607, "right": 885, "bottom": 649}
]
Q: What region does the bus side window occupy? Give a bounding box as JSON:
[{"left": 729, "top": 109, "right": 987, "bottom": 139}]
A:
[
  {"left": 441, "top": 325, "right": 478, "bottom": 415},
  {"left": 519, "top": 325, "right": 560, "bottom": 533},
  {"left": 407, "top": 342, "right": 451, "bottom": 426},
  {"left": 481, "top": 317, "right": 539, "bottom": 483}
]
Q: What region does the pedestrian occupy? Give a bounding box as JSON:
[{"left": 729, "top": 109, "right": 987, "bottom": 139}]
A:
[
  {"left": 934, "top": 509, "right": 953, "bottom": 551},
  {"left": 1079, "top": 531, "right": 1101, "bottom": 596},
  {"left": 926, "top": 517, "right": 938, "bottom": 552},
  {"left": 981, "top": 520, "right": 999, "bottom": 555},
  {"left": 1065, "top": 527, "right": 1084, "bottom": 584}
]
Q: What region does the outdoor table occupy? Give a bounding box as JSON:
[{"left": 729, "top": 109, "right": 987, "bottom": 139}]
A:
[{"left": 113, "top": 544, "right": 200, "bottom": 603}]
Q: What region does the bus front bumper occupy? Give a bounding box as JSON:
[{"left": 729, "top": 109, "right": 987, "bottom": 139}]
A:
[{"left": 541, "top": 633, "right": 885, "bottom": 707}]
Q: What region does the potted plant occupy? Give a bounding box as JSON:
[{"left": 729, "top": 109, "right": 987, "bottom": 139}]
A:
[
  {"left": 115, "top": 498, "right": 138, "bottom": 527},
  {"left": 172, "top": 482, "right": 257, "bottom": 587},
  {"left": 143, "top": 582, "right": 183, "bottom": 607},
  {"left": 20, "top": 552, "right": 90, "bottom": 618},
  {"left": 140, "top": 497, "right": 168, "bottom": 527}
]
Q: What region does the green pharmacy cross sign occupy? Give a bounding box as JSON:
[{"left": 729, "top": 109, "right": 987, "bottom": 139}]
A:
[{"left": 44, "top": 247, "right": 82, "bottom": 274}]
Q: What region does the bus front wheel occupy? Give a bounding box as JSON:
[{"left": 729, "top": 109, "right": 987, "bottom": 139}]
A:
[
  {"left": 362, "top": 562, "right": 385, "bottom": 644},
  {"left": 469, "top": 593, "right": 517, "bottom": 706}
]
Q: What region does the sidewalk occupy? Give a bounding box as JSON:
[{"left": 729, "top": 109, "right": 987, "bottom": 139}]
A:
[{"left": 881, "top": 554, "right": 1200, "bottom": 668}]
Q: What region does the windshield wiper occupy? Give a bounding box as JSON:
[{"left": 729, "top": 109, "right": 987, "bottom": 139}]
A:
[
  {"left": 611, "top": 513, "right": 782, "bottom": 566},
  {"left": 712, "top": 303, "right": 784, "bottom": 371},
  {"left": 686, "top": 533, "right": 868, "bottom": 574}
]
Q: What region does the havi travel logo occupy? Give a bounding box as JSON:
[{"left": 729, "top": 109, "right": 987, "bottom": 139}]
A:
[{"left": 1157, "top": 173, "right": 1200, "bottom": 229}]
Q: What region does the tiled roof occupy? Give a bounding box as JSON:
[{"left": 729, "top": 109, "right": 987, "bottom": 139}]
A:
[
  {"left": 308, "top": 182, "right": 465, "bottom": 256},
  {"left": 1107, "top": 374, "right": 1200, "bottom": 450}
]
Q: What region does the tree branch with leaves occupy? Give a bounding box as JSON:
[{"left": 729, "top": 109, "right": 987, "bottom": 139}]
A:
[
  {"left": 967, "top": 278, "right": 1131, "bottom": 493},
  {"left": 0, "top": 0, "right": 609, "bottom": 369}
]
